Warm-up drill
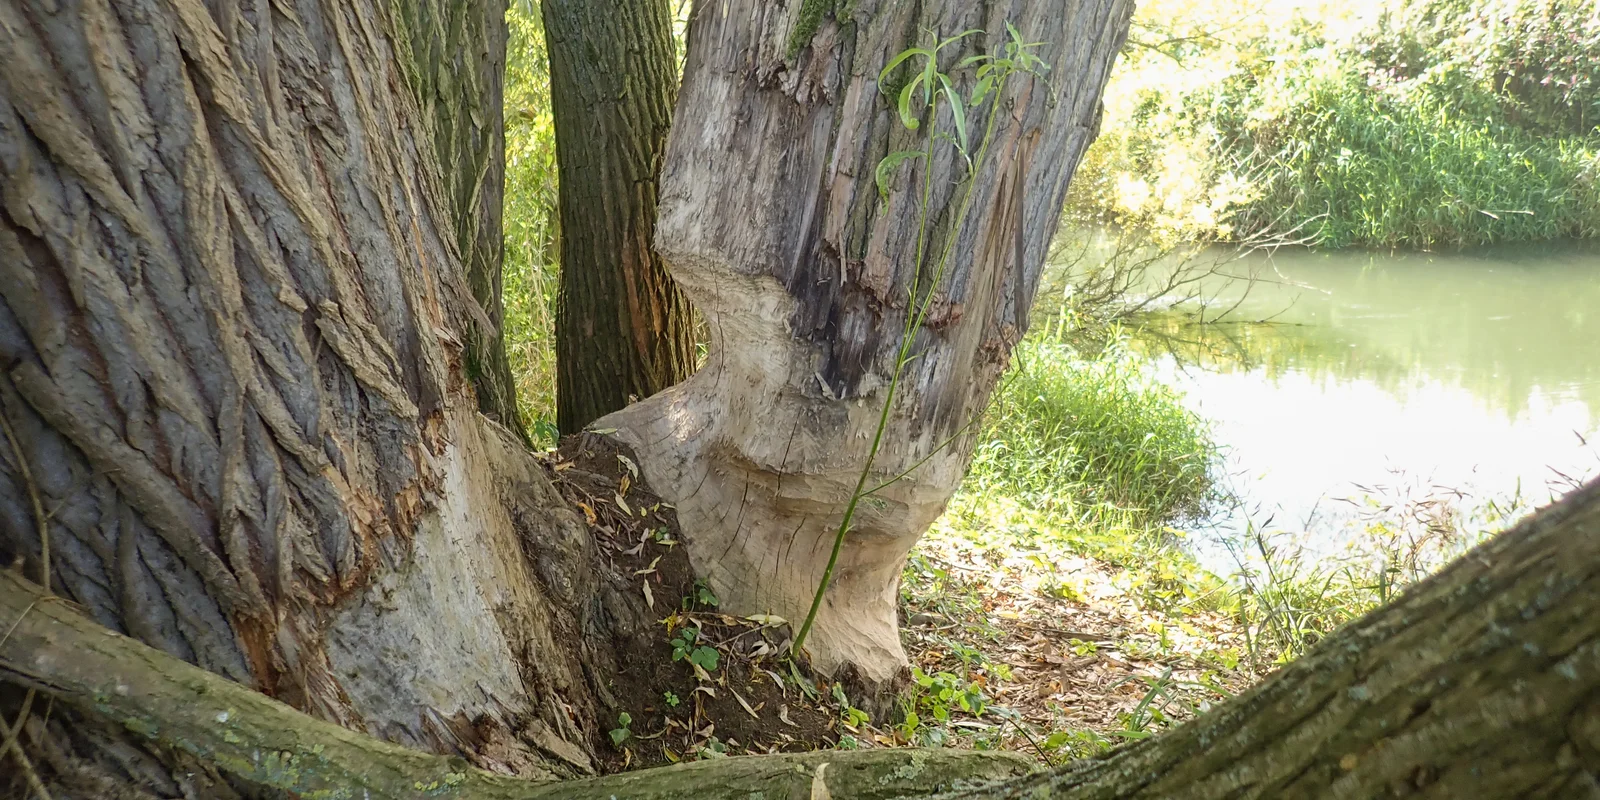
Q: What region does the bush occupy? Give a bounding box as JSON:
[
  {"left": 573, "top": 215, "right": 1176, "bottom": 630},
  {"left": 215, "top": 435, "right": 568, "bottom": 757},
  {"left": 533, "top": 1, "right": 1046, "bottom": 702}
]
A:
[{"left": 1076, "top": 0, "right": 1600, "bottom": 249}]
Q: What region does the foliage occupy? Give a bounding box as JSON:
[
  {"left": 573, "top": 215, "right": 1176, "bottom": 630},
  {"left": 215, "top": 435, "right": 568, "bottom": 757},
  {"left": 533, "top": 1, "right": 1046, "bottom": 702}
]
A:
[
  {"left": 503, "top": 2, "right": 562, "bottom": 444},
  {"left": 1074, "top": 0, "right": 1600, "bottom": 248},
  {"left": 609, "top": 711, "right": 633, "bottom": 747},
  {"left": 670, "top": 626, "right": 721, "bottom": 673}
]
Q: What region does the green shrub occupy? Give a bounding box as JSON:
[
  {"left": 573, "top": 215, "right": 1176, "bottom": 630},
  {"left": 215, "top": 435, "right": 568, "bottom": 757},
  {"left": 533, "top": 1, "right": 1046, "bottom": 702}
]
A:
[
  {"left": 1077, "top": 0, "right": 1600, "bottom": 249},
  {"left": 1210, "top": 53, "right": 1600, "bottom": 248},
  {"left": 968, "top": 337, "right": 1217, "bottom": 527}
]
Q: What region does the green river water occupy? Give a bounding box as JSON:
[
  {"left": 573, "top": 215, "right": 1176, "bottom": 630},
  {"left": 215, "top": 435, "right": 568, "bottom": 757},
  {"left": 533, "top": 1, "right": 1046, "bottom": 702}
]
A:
[{"left": 1132, "top": 239, "right": 1600, "bottom": 570}]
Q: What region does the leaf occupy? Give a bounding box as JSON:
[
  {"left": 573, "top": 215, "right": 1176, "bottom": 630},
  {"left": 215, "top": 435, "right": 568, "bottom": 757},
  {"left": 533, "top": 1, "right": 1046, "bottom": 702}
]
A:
[
  {"left": 589, "top": 427, "right": 618, "bottom": 435},
  {"left": 970, "top": 75, "right": 995, "bottom": 108},
  {"left": 576, "top": 501, "right": 597, "bottom": 525},
  {"left": 746, "top": 613, "right": 787, "bottom": 627},
  {"left": 689, "top": 645, "right": 721, "bottom": 672},
  {"left": 732, "top": 689, "right": 761, "bottom": 720},
  {"left": 642, "top": 581, "right": 655, "bottom": 609},
  {"left": 609, "top": 728, "right": 631, "bottom": 746},
  {"left": 875, "top": 150, "right": 924, "bottom": 203},
  {"left": 811, "top": 763, "right": 833, "bottom": 800},
  {"left": 778, "top": 705, "right": 798, "bottom": 727},
  {"left": 877, "top": 46, "right": 930, "bottom": 88},
  {"left": 615, "top": 494, "right": 633, "bottom": 516},
  {"left": 939, "top": 74, "right": 969, "bottom": 154},
  {"left": 634, "top": 555, "right": 662, "bottom": 576},
  {"left": 617, "top": 454, "right": 639, "bottom": 478},
  {"left": 897, "top": 79, "right": 923, "bottom": 130}
]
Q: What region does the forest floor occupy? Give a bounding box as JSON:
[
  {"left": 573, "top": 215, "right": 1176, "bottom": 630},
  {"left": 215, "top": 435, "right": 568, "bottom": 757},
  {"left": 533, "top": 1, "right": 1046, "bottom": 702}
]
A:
[{"left": 546, "top": 433, "right": 1264, "bottom": 773}]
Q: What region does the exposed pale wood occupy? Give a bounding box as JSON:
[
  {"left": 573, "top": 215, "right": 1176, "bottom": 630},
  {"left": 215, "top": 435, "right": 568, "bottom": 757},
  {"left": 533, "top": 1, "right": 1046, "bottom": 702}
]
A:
[{"left": 604, "top": 0, "right": 1134, "bottom": 685}]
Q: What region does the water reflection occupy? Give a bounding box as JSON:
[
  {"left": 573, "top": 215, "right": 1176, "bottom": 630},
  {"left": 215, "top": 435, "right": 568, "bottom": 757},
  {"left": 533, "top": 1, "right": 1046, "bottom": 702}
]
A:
[{"left": 1127, "top": 239, "right": 1600, "bottom": 569}]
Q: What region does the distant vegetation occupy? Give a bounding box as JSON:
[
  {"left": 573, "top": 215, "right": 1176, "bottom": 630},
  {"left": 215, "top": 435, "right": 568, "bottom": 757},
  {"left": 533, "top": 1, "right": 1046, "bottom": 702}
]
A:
[{"left": 1073, "top": 0, "right": 1600, "bottom": 248}]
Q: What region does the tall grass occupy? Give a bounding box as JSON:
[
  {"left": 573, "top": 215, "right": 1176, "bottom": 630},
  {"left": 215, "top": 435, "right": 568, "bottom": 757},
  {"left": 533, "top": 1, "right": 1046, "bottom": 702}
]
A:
[
  {"left": 968, "top": 335, "right": 1218, "bottom": 530},
  {"left": 503, "top": 3, "right": 561, "bottom": 443}
]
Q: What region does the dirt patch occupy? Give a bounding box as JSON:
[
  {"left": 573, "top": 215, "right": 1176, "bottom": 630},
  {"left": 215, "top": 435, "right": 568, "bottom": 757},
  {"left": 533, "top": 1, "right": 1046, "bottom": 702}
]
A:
[{"left": 548, "top": 433, "right": 861, "bottom": 770}]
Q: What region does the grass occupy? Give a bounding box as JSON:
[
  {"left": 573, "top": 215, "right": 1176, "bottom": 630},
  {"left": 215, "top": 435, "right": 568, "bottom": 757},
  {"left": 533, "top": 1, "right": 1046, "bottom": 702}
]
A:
[
  {"left": 503, "top": 3, "right": 562, "bottom": 446},
  {"left": 968, "top": 335, "right": 1219, "bottom": 528}
]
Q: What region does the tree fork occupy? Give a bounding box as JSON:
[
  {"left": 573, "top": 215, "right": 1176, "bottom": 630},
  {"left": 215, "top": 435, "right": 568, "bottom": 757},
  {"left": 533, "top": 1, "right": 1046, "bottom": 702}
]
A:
[{"left": 6, "top": 480, "right": 1600, "bottom": 798}]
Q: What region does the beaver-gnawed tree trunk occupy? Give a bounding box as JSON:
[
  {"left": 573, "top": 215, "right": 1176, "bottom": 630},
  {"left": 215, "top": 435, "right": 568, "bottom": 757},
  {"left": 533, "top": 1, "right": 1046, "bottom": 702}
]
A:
[
  {"left": 602, "top": 0, "right": 1132, "bottom": 687},
  {"left": 4, "top": 480, "right": 1600, "bottom": 798},
  {"left": 0, "top": 0, "right": 646, "bottom": 788},
  {"left": 545, "top": 0, "right": 695, "bottom": 434}
]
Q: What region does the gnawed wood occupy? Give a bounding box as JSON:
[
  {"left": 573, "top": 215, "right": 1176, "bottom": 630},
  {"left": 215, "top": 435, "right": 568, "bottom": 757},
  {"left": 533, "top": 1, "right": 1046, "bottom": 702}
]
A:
[{"left": 605, "top": 0, "right": 1133, "bottom": 686}]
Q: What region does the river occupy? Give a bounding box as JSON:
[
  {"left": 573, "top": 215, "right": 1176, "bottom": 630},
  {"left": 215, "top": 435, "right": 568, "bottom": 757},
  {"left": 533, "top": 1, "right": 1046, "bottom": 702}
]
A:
[{"left": 1128, "top": 239, "right": 1600, "bottom": 574}]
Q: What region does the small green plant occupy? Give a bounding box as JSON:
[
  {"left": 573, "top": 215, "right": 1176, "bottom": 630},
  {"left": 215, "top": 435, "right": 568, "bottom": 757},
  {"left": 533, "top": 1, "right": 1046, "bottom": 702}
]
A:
[
  {"left": 691, "top": 579, "right": 719, "bottom": 608},
  {"left": 608, "top": 712, "right": 633, "bottom": 747},
  {"left": 831, "top": 684, "right": 871, "bottom": 728},
  {"left": 911, "top": 667, "right": 988, "bottom": 723},
  {"left": 670, "top": 626, "right": 720, "bottom": 673},
  {"left": 662, "top": 691, "right": 680, "bottom": 708}
]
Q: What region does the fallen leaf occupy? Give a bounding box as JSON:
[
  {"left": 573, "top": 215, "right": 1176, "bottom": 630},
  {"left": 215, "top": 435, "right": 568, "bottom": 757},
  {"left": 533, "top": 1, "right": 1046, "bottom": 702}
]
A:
[
  {"left": 576, "top": 502, "right": 597, "bottom": 525},
  {"left": 618, "top": 454, "right": 639, "bottom": 478},
  {"left": 642, "top": 581, "right": 655, "bottom": 610},
  {"left": 811, "top": 763, "right": 832, "bottom": 800},
  {"left": 732, "top": 689, "right": 760, "bottom": 720},
  {"left": 778, "top": 705, "right": 798, "bottom": 727},
  {"left": 615, "top": 494, "right": 633, "bottom": 516},
  {"left": 635, "top": 555, "right": 662, "bottom": 576}
]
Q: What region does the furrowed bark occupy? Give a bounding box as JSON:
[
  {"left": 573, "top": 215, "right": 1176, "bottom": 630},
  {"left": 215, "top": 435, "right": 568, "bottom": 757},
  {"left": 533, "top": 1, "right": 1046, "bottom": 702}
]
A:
[
  {"left": 0, "top": 0, "right": 622, "bottom": 783},
  {"left": 544, "top": 0, "right": 695, "bottom": 434},
  {"left": 602, "top": 0, "right": 1133, "bottom": 686},
  {"left": 5, "top": 481, "right": 1600, "bottom": 799},
  {"left": 392, "top": 0, "right": 526, "bottom": 436}
]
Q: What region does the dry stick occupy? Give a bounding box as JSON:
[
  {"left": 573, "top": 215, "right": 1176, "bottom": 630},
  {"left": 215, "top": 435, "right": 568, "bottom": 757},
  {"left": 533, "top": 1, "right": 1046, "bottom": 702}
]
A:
[{"left": 0, "top": 411, "right": 56, "bottom": 800}]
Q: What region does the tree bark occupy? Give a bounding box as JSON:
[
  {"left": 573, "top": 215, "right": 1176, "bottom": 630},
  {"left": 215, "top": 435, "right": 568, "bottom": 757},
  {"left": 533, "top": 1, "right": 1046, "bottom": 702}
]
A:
[
  {"left": 5, "top": 479, "right": 1599, "bottom": 798},
  {"left": 393, "top": 0, "right": 526, "bottom": 437},
  {"left": 544, "top": 0, "right": 696, "bottom": 434},
  {"left": 0, "top": 0, "right": 630, "bottom": 783},
  {"left": 602, "top": 0, "right": 1133, "bottom": 686}
]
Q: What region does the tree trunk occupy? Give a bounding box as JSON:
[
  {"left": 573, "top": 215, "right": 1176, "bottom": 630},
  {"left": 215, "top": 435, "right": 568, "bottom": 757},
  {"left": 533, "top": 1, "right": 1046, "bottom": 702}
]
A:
[
  {"left": 0, "top": 0, "right": 631, "bottom": 785},
  {"left": 602, "top": 0, "right": 1132, "bottom": 686},
  {"left": 544, "top": 0, "right": 696, "bottom": 434},
  {"left": 394, "top": 0, "right": 526, "bottom": 437},
  {"left": 6, "top": 479, "right": 1599, "bottom": 798}
]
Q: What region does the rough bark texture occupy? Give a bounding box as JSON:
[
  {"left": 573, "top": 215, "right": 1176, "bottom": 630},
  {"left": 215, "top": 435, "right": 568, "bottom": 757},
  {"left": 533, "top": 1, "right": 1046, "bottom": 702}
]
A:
[
  {"left": 603, "top": 0, "right": 1133, "bottom": 685},
  {"left": 544, "top": 0, "right": 696, "bottom": 434},
  {"left": 393, "top": 0, "right": 526, "bottom": 436},
  {"left": 0, "top": 0, "right": 629, "bottom": 785},
  {"left": 5, "top": 479, "right": 1599, "bottom": 799}
]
